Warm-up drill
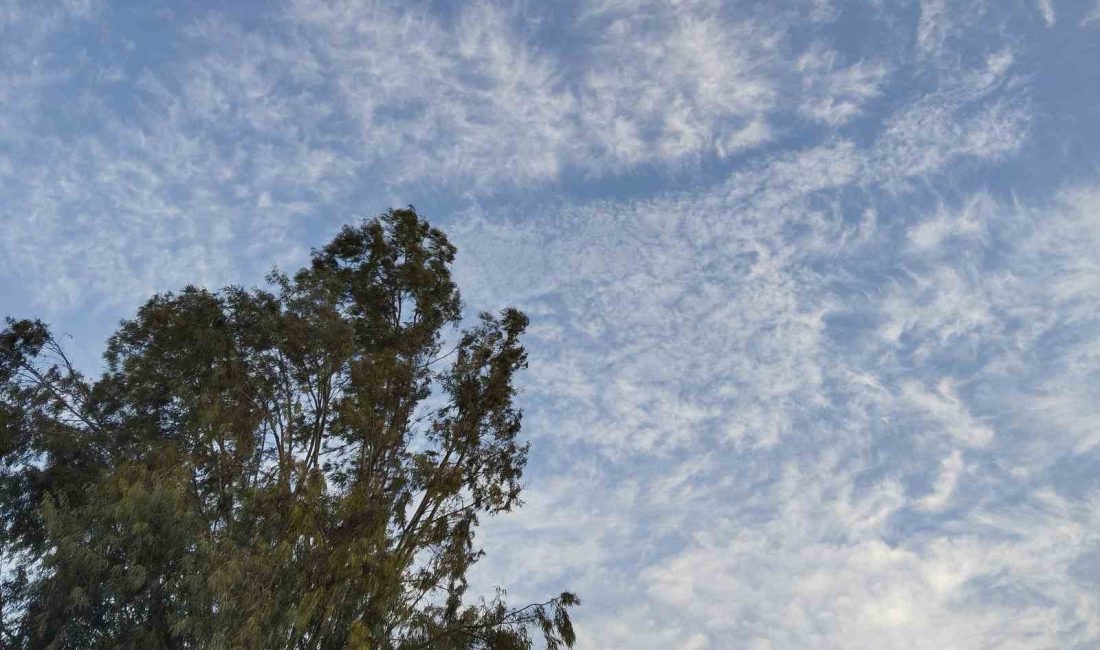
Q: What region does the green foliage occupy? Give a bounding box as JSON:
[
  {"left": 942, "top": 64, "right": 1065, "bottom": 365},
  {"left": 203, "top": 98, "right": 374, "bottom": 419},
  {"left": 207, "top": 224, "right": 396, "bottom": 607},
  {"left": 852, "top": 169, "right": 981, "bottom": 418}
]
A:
[{"left": 0, "top": 208, "right": 578, "bottom": 649}]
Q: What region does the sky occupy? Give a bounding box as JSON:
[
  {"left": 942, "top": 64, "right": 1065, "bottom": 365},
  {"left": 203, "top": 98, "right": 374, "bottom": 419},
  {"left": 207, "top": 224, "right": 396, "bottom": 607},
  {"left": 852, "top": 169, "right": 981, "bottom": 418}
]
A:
[{"left": 2, "top": 0, "right": 1099, "bottom": 648}]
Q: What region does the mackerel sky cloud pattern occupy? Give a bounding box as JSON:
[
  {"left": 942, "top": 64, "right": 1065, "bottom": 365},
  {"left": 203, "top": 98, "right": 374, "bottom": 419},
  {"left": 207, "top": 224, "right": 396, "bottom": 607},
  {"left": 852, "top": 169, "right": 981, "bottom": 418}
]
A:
[{"left": 1, "top": 1, "right": 1098, "bottom": 648}]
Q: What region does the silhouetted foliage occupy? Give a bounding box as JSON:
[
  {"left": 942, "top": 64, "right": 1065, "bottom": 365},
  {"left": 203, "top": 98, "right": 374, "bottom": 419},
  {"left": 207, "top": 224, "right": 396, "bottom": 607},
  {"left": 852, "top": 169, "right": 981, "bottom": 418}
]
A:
[{"left": 0, "top": 208, "right": 577, "bottom": 649}]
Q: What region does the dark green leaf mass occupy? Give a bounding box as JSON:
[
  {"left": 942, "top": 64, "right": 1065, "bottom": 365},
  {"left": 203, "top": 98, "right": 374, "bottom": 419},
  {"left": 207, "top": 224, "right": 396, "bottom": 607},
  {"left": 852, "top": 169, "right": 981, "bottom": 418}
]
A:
[{"left": 0, "top": 208, "right": 578, "bottom": 649}]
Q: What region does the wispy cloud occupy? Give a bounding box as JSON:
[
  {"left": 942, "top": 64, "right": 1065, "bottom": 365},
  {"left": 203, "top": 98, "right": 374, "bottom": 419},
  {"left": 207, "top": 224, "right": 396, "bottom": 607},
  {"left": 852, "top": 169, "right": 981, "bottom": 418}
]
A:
[
  {"left": 796, "top": 43, "right": 888, "bottom": 126},
  {"left": 1, "top": 1, "right": 1097, "bottom": 648},
  {"left": 1037, "top": 0, "right": 1056, "bottom": 27},
  {"left": 463, "top": 174, "right": 1100, "bottom": 647},
  {"left": 1086, "top": 1, "right": 1100, "bottom": 26}
]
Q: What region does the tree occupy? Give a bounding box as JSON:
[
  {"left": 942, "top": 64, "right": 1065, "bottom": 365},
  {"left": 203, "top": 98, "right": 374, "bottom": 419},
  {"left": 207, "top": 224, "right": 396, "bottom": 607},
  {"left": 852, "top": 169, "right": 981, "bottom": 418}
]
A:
[{"left": 0, "top": 208, "right": 578, "bottom": 649}]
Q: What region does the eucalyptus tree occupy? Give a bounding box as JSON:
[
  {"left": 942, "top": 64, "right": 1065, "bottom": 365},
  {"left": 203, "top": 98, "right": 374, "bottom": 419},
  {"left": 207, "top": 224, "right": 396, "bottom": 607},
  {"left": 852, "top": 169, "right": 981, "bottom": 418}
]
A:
[{"left": 0, "top": 208, "right": 577, "bottom": 649}]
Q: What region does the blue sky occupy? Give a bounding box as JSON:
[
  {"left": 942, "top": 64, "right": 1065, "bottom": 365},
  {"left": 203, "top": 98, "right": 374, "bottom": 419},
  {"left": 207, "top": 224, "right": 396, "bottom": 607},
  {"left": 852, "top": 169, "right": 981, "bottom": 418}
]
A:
[{"left": 2, "top": 0, "right": 1099, "bottom": 647}]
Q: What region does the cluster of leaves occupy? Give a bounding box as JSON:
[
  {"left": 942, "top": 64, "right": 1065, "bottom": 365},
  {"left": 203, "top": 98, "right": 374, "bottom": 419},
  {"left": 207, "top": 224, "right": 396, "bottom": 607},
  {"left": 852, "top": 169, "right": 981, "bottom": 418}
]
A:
[{"left": 0, "top": 209, "right": 577, "bottom": 649}]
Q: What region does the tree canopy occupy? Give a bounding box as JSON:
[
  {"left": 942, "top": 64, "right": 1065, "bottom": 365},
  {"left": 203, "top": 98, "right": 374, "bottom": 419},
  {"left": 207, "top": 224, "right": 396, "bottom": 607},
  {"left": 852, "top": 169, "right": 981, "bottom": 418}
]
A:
[{"left": 0, "top": 208, "right": 578, "bottom": 649}]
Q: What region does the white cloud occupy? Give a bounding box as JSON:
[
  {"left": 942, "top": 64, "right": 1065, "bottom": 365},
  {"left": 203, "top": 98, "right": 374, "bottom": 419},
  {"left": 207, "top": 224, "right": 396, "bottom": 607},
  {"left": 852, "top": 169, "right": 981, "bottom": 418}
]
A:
[
  {"left": 1085, "top": 1, "right": 1100, "bottom": 26},
  {"left": 869, "top": 49, "right": 1029, "bottom": 185},
  {"left": 0, "top": 0, "right": 98, "bottom": 137},
  {"left": 1037, "top": 0, "right": 1056, "bottom": 26},
  {"left": 453, "top": 143, "right": 864, "bottom": 454},
  {"left": 460, "top": 163, "right": 1099, "bottom": 647},
  {"left": 916, "top": 448, "right": 966, "bottom": 510},
  {"left": 907, "top": 194, "right": 990, "bottom": 249},
  {"left": 576, "top": 0, "right": 780, "bottom": 165},
  {"left": 286, "top": 0, "right": 576, "bottom": 190},
  {"left": 901, "top": 380, "right": 995, "bottom": 448},
  {"left": 979, "top": 187, "right": 1100, "bottom": 456},
  {"left": 475, "top": 431, "right": 1097, "bottom": 648},
  {"left": 916, "top": 0, "right": 951, "bottom": 57},
  {"left": 796, "top": 44, "right": 888, "bottom": 126},
  {"left": 1, "top": 2, "right": 1096, "bottom": 648},
  {"left": 3, "top": 0, "right": 1033, "bottom": 315},
  {"left": 915, "top": 0, "right": 1010, "bottom": 62},
  {"left": 9, "top": 0, "right": 899, "bottom": 314}
]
